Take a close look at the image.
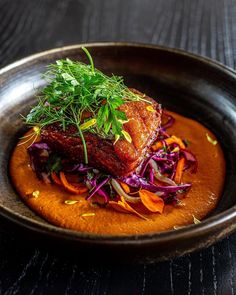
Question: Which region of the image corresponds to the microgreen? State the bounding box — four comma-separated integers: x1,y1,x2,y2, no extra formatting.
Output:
206,133,217,146
193,215,201,224
183,139,190,147
64,200,79,205
46,154,62,173
25,47,149,163
32,191,40,198
80,212,95,217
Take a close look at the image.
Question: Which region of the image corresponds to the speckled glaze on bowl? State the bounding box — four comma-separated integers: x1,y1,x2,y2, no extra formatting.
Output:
1,43,236,263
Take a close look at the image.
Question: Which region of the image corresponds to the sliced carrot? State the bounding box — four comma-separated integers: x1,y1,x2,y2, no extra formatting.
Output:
139,190,164,213
109,196,147,220
65,173,82,183
59,172,88,194
71,182,88,188
109,201,131,214
151,141,163,151
51,172,62,185
119,181,130,193
174,158,185,183
152,135,186,151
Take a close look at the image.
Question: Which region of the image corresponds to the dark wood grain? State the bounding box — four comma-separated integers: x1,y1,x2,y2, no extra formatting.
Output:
0,0,236,294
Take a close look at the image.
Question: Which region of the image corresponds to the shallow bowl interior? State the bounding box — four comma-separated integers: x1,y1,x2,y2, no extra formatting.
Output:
1,43,236,263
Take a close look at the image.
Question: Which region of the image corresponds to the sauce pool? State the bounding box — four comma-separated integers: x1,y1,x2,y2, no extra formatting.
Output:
10,111,225,235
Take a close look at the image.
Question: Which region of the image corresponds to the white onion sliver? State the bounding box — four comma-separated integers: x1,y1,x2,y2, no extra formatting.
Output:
155,191,165,197
85,180,92,190
42,172,51,184
111,179,140,203
149,159,177,186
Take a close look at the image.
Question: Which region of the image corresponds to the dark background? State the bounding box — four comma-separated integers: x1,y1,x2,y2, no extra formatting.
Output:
0,0,236,294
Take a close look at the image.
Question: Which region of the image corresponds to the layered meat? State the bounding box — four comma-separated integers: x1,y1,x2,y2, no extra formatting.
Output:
40,89,162,176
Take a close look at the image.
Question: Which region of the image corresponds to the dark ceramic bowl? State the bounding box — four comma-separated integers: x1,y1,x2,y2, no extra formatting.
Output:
1,43,236,263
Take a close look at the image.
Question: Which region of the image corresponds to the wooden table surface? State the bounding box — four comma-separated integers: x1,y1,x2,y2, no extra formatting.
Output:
0,0,236,294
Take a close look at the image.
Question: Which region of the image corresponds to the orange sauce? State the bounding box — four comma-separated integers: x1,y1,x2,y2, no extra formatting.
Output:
10,111,225,235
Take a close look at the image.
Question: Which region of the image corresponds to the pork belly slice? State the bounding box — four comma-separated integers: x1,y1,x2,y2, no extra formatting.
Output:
40,89,162,177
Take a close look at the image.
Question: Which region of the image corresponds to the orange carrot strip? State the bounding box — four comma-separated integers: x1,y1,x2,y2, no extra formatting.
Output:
109,196,147,220
152,135,186,151
139,190,164,213
59,172,88,194
151,141,162,151
51,172,62,185
109,201,132,214
174,158,185,183
119,181,130,193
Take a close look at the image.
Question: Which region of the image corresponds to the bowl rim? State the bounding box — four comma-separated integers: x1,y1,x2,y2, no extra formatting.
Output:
1,41,236,244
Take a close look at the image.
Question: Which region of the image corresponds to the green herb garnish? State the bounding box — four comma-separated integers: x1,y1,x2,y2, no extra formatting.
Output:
64,200,79,205
46,154,62,173
32,190,40,198
206,133,217,146
25,47,149,163
193,215,201,224
183,139,190,147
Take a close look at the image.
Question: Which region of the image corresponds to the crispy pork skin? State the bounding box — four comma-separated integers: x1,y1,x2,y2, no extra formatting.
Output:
40,89,162,176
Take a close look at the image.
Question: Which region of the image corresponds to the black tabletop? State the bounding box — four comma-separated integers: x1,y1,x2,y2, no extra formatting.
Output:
0,0,236,294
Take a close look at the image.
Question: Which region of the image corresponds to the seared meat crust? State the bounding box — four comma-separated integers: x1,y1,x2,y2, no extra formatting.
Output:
41,89,162,176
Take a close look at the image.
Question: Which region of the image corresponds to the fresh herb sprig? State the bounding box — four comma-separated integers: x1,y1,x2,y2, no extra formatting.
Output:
25,47,150,163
